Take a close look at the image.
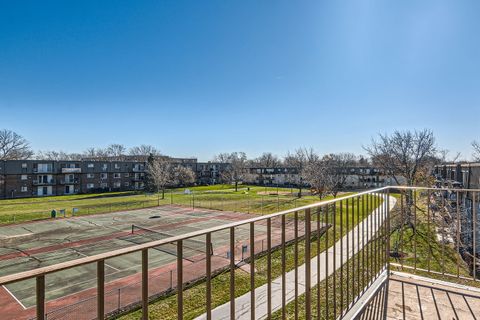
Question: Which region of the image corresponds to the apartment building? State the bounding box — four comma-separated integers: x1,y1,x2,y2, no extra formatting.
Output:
244,166,403,189
0,160,141,199
196,162,229,185
0,157,237,199
434,163,480,255
434,163,480,189
245,167,300,186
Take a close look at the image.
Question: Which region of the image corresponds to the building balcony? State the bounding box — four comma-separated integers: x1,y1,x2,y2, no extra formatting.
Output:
33,168,52,173
1,186,480,320
32,179,55,185
59,178,80,184
61,168,81,174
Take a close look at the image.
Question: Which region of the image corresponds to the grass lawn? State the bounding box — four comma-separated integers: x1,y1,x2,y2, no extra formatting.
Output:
0,191,160,224
116,194,384,320
0,184,343,224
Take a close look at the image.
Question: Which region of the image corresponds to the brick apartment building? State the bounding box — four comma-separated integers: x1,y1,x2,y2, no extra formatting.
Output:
0,158,227,199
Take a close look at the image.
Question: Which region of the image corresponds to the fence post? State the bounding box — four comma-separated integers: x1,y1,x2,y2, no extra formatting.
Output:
97,260,105,320
261,195,264,215
142,249,149,320
117,288,121,310
36,275,45,320
277,188,280,211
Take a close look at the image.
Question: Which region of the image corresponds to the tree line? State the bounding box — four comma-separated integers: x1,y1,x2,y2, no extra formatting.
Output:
1,128,479,199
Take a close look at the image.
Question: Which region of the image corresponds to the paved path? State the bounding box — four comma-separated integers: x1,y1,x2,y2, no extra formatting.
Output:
195,194,397,320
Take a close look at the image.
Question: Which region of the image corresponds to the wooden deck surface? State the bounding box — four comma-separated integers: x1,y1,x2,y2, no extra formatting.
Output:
359,273,480,320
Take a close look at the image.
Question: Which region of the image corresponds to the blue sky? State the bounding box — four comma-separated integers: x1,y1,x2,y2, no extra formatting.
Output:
0,1,479,161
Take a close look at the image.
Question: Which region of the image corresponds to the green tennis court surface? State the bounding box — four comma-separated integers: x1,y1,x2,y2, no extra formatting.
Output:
0,205,265,308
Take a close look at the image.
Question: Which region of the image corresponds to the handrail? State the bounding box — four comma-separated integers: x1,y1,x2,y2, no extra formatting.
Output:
0,186,389,286
394,185,480,192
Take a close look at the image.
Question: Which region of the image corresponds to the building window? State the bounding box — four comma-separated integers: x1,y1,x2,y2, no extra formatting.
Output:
21,175,28,180
115,163,120,169
88,163,94,168
100,182,108,188
102,164,108,171
87,183,95,189
21,186,28,192
100,173,108,179
124,173,129,178
37,163,52,173
124,182,130,187
113,173,121,179
22,163,27,168
87,173,95,179
114,182,121,188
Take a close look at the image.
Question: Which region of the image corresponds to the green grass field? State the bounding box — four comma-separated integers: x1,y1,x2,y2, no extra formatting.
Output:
0,184,336,224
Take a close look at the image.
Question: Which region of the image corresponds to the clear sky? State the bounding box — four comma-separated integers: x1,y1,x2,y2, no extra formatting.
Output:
0,1,479,161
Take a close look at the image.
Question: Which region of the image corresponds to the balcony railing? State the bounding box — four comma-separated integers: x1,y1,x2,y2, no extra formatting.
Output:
32,179,55,185
59,178,80,184
33,168,52,173
0,186,479,320
61,168,81,174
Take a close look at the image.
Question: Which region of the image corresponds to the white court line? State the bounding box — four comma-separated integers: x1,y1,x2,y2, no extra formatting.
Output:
2,285,27,310
73,250,121,272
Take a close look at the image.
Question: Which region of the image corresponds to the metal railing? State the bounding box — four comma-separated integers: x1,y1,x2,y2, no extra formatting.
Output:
59,178,80,184
33,179,56,185
389,186,480,283
1,186,479,320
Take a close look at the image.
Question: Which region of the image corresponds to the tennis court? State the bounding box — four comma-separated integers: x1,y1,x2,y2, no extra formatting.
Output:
0,204,319,320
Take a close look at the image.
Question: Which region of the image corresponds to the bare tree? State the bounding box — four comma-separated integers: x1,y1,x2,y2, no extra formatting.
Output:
82,147,110,160
365,129,436,232
284,148,319,197
0,129,33,160
473,141,480,161
83,147,98,158
106,144,127,159
252,152,281,168
302,159,330,199
146,157,172,200
172,166,196,187
215,152,248,191
36,150,82,160
129,145,161,156
438,149,462,163
438,149,450,163
364,129,436,187
323,152,357,197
